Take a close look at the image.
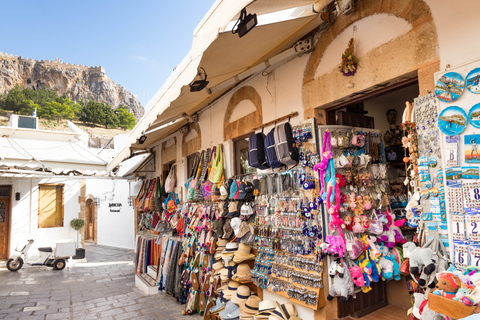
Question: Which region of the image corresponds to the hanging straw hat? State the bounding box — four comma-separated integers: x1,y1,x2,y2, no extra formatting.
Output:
222,280,240,300
231,285,251,305
255,300,276,317
232,263,252,282
239,295,262,316
233,243,255,263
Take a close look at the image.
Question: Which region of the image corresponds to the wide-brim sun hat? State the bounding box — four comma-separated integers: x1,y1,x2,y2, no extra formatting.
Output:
239,295,262,316
233,243,255,263
231,285,251,305
219,301,241,320
255,300,276,317
222,280,240,299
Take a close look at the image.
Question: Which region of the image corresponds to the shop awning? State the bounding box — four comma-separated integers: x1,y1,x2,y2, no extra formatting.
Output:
0,134,108,175
107,0,322,172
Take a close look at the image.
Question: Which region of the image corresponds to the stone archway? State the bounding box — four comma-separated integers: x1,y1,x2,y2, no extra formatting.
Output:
302,0,440,122
224,86,263,141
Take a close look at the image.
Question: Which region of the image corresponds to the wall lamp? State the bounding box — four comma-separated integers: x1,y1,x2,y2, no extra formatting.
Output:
189,67,209,92
138,135,147,144
232,8,257,38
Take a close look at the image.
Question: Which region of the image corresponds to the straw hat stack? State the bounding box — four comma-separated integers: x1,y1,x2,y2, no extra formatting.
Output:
233,243,255,263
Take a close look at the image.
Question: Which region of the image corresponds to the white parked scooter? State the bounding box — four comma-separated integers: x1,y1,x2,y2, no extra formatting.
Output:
6,239,76,271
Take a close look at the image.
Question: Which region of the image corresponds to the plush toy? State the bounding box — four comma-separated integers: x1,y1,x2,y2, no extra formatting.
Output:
464,272,480,305
380,210,405,248
384,253,401,281
412,293,446,320
362,235,380,260
357,252,372,293
324,235,345,258
315,130,333,197
348,265,365,287
378,256,394,281
434,272,461,299
327,260,355,303
403,242,436,277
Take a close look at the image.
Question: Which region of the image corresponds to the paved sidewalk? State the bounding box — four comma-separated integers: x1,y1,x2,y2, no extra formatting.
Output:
0,243,199,320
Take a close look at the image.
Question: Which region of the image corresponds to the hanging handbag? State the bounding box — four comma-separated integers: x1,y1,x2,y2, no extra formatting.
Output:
164,164,176,193
154,177,163,211
345,231,364,260
208,144,224,183
399,258,410,275
201,148,215,200
195,149,211,201
148,179,157,211
368,210,384,235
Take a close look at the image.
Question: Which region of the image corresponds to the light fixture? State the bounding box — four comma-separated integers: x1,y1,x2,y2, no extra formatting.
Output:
93,197,100,207
189,67,209,92
232,8,257,38
138,135,147,144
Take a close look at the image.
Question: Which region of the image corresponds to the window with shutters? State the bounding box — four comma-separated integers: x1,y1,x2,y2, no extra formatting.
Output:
38,184,64,228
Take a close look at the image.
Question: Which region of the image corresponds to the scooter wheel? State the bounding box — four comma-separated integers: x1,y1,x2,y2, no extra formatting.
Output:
6,258,23,272
53,259,66,271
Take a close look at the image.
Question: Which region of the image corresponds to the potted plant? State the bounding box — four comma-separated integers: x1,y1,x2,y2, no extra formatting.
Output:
70,218,85,247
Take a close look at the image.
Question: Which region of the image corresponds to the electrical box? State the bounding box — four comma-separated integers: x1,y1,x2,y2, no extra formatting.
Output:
55,240,76,257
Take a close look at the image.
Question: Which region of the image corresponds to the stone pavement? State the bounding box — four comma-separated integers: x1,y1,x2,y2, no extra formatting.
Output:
0,243,201,320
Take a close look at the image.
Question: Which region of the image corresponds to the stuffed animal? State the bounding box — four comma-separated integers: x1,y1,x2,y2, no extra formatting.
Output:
348,265,365,287
327,260,355,303
378,256,394,281
412,293,446,320
357,252,372,293
434,272,461,299
402,242,436,276
362,235,380,260
324,235,345,258
384,253,401,281
464,272,480,305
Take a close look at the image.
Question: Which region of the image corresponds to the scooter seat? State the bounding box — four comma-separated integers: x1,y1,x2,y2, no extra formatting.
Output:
38,247,52,252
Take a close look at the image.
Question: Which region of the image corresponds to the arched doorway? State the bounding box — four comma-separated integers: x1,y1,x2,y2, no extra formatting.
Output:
86,199,96,241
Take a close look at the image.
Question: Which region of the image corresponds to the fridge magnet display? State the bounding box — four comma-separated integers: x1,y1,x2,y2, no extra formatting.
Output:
435,72,465,103
445,167,462,181
466,208,480,241
465,67,480,94
438,106,467,135
462,166,479,179
463,181,480,208
468,102,480,128
464,134,480,163
445,136,459,167
453,240,469,269
452,215,466,240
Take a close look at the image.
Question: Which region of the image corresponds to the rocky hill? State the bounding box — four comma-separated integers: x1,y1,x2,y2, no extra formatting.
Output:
0,52,144,119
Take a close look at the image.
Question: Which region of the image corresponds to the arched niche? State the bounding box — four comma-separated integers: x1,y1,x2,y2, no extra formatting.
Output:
224,86,263,141
302,0,440,122
182,123,201,157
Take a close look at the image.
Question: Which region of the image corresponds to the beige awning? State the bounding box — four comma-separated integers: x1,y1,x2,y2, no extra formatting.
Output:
107,0,322,172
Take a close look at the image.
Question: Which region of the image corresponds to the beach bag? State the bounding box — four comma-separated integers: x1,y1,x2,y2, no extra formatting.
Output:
274,122,298,166
248,131,269,169
164,164,176,193
195,149,211,201
368,211,384,235
148,179,157,211
154,177,163,211
208,145,224,183
345,231,364,260
265,127,283,168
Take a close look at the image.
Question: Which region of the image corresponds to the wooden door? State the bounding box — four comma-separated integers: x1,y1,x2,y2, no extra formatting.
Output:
86,199,95,241
0,186,11,260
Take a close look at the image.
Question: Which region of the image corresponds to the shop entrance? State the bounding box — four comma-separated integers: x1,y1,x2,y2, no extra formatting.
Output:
0,186,11,260
86,198,96,241
322,79,419,318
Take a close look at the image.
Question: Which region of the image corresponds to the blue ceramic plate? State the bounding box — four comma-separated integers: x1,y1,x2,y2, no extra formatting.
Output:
435,72,465,103
469,102,480,128
466,68,480,94
438,106,467,135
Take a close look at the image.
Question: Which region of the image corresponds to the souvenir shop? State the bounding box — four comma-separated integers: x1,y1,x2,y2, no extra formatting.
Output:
132,64,480,320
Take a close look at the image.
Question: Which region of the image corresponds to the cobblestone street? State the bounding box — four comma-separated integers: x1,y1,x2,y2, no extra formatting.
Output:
0,244,196,320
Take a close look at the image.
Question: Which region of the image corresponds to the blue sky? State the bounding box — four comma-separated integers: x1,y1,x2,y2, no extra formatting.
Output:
0,0,216,108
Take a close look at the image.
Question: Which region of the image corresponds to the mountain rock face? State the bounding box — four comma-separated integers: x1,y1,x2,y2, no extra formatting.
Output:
0,52,144,119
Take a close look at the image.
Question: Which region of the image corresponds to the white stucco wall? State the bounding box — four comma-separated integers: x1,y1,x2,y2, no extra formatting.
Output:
4,177,80,254
86,179,135,250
